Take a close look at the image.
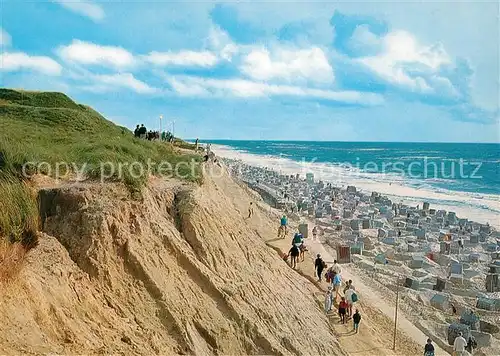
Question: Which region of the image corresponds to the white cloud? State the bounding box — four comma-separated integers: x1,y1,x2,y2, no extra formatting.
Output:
0,52,62,75
0,28,11,47
207,26,240,62
166,75,383,106
87,73,158,94
53,0,105,22
356,30,452,93
144,50,218,67
58,40,135,68
347,25,382,56
240,47,334,85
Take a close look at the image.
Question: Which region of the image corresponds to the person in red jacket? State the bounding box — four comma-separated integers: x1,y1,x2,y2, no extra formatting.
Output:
338,297,348,324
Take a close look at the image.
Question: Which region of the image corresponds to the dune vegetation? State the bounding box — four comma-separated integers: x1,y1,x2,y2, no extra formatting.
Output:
0,88,201,251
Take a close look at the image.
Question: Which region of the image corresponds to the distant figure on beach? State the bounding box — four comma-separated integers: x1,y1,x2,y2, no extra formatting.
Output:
289,244,300,269
332,259,341,275
332,272,342,301
292,232,303,248
352,309,361,333
344,279,355,293
195,138,199,151
247,202,254,219
134,124,140,137
315,254,325,282
299,243,307,262
453,332,467,356
138,124,147,139
338,297,348,324
278,215,288,238
344,285,357,317
424,338,435,356
324,286,333,313
466,335,477,354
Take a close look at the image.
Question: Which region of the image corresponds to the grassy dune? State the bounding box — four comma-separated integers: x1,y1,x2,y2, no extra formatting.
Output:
0,88,201,247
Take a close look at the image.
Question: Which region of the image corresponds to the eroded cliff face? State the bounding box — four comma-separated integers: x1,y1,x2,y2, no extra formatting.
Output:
0,169,344,355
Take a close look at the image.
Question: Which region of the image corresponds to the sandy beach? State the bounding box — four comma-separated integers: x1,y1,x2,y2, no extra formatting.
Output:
216,152,500,356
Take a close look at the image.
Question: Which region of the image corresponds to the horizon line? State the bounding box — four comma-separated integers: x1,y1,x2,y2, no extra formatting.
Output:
184,139,500,145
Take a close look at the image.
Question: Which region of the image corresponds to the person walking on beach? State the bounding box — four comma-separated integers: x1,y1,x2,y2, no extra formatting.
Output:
292,232,303,248
424,338,435,356
315,254,325,282
324,286,334,313
332,259,341,275
344,285,357,317
352,309,361,333
338,297,348,324
343,279,355,294
466,335,477,354
195,138,199,151
453,332,467,356
289,244,300,269
247,202,254,219
332,272,342,302
279,215,288,238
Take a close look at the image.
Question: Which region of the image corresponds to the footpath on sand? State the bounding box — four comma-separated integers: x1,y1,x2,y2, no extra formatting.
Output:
208,165,447,355
265,235,449,356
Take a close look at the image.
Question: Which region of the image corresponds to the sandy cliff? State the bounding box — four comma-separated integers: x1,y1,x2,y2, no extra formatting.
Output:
0,166,344,355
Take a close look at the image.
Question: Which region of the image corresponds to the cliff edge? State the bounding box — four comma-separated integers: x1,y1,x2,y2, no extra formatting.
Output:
0,166,344,355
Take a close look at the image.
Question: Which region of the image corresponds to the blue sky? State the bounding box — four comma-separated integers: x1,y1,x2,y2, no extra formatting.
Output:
1,0,499,142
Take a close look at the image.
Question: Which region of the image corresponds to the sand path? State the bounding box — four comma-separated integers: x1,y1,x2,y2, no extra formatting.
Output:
309,238,449,355
211,166,449,355
266,234,424,356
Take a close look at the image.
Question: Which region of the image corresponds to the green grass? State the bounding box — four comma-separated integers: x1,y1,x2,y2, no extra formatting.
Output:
0,88,202,186
0,88,202,244
0,178,38,246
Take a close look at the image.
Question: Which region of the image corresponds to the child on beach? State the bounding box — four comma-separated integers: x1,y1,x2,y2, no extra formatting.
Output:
324,286,333,313
352,309,361,333
424,338,435,356
338,297,348,324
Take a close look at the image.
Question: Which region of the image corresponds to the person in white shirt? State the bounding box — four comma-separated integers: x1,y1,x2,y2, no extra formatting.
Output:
453,332,467,356
332,260,341,275
344,286,356,317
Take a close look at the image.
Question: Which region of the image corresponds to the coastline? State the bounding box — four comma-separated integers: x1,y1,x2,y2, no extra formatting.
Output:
212,144,500,229
215,152,500,355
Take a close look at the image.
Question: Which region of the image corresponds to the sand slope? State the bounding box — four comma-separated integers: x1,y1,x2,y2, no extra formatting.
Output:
0,168,344,355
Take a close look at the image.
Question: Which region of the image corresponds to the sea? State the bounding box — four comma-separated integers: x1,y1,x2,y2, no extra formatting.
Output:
204,140,500,228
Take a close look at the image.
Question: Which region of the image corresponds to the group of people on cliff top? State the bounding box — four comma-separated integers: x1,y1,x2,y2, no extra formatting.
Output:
133,124,174,142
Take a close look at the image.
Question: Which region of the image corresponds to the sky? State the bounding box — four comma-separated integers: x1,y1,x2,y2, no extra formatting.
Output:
1,0,499,142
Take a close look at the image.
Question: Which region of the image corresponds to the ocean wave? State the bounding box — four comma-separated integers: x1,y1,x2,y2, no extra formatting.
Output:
354,148,387,151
